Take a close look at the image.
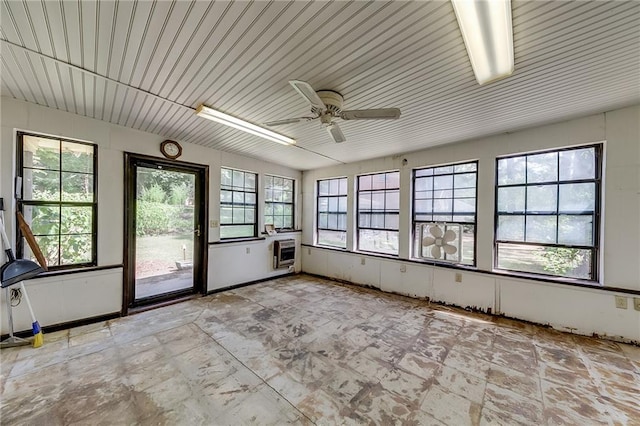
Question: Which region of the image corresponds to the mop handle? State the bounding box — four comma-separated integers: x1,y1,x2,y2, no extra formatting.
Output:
19,282,38,323
0,210,12,255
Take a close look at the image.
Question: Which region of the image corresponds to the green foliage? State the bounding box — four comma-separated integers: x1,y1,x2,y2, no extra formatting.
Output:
136,202,193,236
536,247,585,275
140,184,166,203
169,183,189,205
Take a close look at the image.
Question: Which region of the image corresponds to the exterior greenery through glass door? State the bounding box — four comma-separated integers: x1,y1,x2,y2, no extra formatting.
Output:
220,168,257,239
495,145,601,280
17,132,97,269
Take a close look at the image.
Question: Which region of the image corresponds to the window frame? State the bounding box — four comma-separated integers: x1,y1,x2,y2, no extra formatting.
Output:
411,161,478,266
493,144,602,281
16,131,98,270
356,171,400,256
220,167,258,239
264,175,295,231
316,177,348,249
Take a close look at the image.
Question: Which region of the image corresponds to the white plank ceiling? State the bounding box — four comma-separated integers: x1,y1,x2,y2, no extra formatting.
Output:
1,0,639,170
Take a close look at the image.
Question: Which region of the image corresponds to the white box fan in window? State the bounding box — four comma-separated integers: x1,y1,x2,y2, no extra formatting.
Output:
419,223,462,263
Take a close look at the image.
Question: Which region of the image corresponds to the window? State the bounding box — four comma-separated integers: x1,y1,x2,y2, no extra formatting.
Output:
413,162,477,265
220,168,257,239
495,145,601,280
357,171,399,255
264,175,294,230
17,132,97,269
316,177,347,248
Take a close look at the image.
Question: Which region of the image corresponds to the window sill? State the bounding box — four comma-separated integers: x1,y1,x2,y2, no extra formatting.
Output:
209,237,266,245
27,264,123,280
490,268,601,287
260,229,302,236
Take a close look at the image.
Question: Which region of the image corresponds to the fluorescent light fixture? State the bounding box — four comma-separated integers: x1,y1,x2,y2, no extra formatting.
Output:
195,104,296,146
451,0,514,85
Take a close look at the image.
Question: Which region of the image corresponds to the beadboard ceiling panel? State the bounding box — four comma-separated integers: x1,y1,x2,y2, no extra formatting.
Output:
1,0,639,170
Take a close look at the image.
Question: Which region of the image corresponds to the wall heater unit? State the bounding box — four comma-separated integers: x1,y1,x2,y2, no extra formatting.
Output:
274,239,295,269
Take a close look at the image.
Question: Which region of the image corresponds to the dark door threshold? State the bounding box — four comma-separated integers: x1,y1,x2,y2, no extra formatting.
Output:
126,293,202,316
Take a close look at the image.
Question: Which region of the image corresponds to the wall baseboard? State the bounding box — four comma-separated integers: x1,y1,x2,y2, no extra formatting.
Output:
1,311,121,341
207,272,298,295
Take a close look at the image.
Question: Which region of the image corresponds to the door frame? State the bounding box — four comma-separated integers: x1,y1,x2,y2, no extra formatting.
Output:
123,152,209,315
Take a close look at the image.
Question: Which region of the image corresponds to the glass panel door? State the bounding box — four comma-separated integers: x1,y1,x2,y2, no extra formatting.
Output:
124,153,208,311
134,166,196,300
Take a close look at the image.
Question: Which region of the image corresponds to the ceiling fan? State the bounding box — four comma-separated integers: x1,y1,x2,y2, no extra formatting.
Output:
265,80,401,143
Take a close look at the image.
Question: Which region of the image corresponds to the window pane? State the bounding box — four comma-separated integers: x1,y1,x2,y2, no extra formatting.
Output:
371,192,385,210
220,207,232,223
385,214,399,229
359,193,371,210
558,215,593,246
273,177,283,189
283,204,292,216
283,216,292,228
245,208,255,223
319,180,329,196
338,196,347,212
385,191,399,209
233,207,245,223
283,191,293,203
415,177,432,192
559,183,595,213
454,163,477,173
434,189,453,199
61,206,92,234
318,197,328,212
359,229,398,255
359,213,371,228
60,234,92,264
386,172,399,188
62,142,93,173
337,214,347,230
497,215,524,241
245,173,256,190
371,214,385,229
433,214,453,222
220,225,254,239
434,166,453,175
454,173,476,189
31,235,59,266
454,188,475,198
497,243,592,279
61,172,94,202
559,148,595,181
415,168,433,177
527,152,558,183
415,200,432,214
273,216,284,228
498,157,525,185
232,170,244,189
220,190,232,203
454,198,475,214
283,178,293,191
329,179,339,195
221,169,233,187
245,192,256,205
434,175,453,190
24,169,60,201
527,185,557,213
233,192,244,204
23,205,59,235
497,187,525,212
525,216,556,243
328,197,338,211
264,175,273,188
339,178,348,195
328,214,338,229
318,213,328,228
318,230,346,248
23,135,60,170
433,198,452,213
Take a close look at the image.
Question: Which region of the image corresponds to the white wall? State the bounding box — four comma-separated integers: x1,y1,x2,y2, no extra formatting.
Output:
1,97,301,333
301,105,640,343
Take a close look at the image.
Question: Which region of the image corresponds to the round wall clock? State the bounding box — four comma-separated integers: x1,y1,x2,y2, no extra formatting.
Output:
160,140,182,159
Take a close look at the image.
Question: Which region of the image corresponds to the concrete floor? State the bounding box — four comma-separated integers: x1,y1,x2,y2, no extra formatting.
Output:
1,274,639,425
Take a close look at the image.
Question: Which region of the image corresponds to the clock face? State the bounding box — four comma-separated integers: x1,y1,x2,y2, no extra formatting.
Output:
161,140,182,159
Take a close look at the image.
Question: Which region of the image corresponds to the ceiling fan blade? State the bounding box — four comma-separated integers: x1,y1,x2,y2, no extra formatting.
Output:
289,80,326,110
265,117,314,126
340,108,401,121
326,123,346,143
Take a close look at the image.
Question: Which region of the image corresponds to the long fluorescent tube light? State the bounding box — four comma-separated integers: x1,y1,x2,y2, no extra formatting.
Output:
451,0,514,85
195,104,296,146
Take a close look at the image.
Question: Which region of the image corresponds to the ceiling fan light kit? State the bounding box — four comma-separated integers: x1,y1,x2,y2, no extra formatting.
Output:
451,0,514,85
265,80,401,144
195,104,296,146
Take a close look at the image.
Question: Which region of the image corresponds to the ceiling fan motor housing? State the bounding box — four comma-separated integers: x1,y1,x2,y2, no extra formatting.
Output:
316,90,344,115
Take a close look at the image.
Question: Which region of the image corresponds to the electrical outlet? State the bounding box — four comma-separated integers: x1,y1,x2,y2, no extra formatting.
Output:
615,296,627,309
634,298,640,311
209,220,218,228
455,273,462,283
360,258,366,265
246,247,250,254
400,264,407,273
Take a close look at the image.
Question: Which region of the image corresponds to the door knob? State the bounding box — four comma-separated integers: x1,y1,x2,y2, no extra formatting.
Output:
194,226,201,237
